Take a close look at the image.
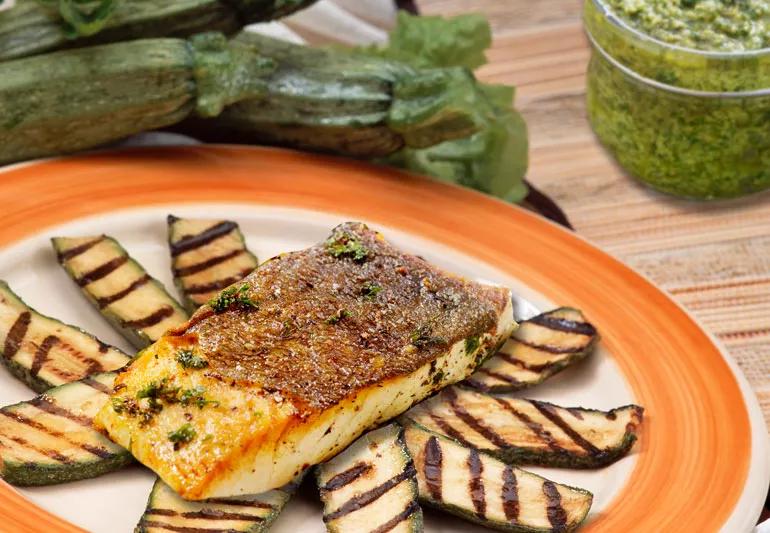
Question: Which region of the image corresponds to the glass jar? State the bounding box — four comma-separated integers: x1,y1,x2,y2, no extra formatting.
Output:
584,0,770,199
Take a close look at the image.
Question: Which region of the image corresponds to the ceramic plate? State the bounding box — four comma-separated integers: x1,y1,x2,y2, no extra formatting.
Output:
0,146,766,533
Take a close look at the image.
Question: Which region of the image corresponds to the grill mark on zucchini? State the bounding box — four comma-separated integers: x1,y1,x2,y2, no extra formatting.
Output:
423,435,443,501
146,508,265,521
497,352,556,372
528,314,596,336
4,434,71,463
30,335,58,378
28,396,94,427
0,410,112,459
0,282,131,391
530,400,601,456
502,465,519,522
174,249,244,277
139,521,235,533
75,256,129,287
184,272,253,295
320,461,373,492
468,369,522,388
428,413,474,448
317,423,422,532
137,477,297,533
543,481,568,531
82,376,113,395
121,307,175,329
444,387,510,449
406,388,643,469
404,421,593,532
53,235,189,349
170,221,238,256
4,311,30,359
464,307,599,393
0,373,133,486
370,500,421,533
323,465,416,521
467,448,486,519
168,217,260,312
493,397,563,452
513,340,577,355
95,274,151,308
56,237,103,261
203,499,274,509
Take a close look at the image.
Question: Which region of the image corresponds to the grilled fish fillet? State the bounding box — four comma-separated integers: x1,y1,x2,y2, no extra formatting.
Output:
95,222,515,499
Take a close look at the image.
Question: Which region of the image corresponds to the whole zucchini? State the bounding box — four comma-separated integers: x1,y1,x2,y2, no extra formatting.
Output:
0,0,319,62
175,32,484,157
0,32,486,164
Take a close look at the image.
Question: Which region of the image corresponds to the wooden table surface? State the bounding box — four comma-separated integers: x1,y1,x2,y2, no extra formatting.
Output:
418,0,770,432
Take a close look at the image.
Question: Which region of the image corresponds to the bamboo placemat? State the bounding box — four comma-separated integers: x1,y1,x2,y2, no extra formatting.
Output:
417,0,770,432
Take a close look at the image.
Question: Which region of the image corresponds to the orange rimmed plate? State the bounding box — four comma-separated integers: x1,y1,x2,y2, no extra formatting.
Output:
0,146,766,533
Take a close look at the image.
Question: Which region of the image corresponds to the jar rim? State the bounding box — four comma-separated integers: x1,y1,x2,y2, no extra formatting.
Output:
589,0,770,59
588,32,770,97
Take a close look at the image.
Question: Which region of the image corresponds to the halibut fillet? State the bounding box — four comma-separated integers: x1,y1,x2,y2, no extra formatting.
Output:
95,222,515,499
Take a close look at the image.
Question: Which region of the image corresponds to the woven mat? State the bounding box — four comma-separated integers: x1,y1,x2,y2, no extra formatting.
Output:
416,0,770,433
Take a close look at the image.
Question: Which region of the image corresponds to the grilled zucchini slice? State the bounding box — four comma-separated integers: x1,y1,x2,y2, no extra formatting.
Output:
167,215,259,312
52,235,189,349
405,387,643,469
136,477,298,533
465,308,598,393
317,423,423,533
0,372,132,486
402,421,592,533
0,281,130,392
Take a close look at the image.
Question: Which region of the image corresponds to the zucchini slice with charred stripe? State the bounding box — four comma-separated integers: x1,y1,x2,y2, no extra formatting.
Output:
402,421,592,533
167,215,259,312
52,235,189,349
0,281,130,392
405,387,642,469
0,372,132,486
465,308,598,393
136,477,298,533
316,423,423,533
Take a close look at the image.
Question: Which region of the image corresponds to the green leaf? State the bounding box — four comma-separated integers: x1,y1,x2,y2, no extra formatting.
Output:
355,11,529,203
358,11,492,70
386,81,529,203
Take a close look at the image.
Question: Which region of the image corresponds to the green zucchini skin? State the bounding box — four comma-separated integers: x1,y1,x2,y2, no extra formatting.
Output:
0,30,275,164
404,387,643,469
167,215,259,313
0,38,196,165
316,423,423,533
174,32,483,158
0,372,133,486
135,476,298,533
464,308,599,393
402,420,593,533
52,235,189,349
0,280,131,393
0,0,319,62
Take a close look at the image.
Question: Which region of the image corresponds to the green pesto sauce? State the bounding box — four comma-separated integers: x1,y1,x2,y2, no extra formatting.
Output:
586,49,770,198
605,0,770,51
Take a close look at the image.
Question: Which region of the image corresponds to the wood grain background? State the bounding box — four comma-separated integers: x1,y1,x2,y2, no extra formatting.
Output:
418,0,770,431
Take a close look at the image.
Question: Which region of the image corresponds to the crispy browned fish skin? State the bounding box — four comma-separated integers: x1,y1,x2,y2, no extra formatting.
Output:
97,222,514,498
183,222,510,412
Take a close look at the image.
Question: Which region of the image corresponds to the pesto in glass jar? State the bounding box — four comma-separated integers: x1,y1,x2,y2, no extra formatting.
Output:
606,0,770,52
584,0,770,199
